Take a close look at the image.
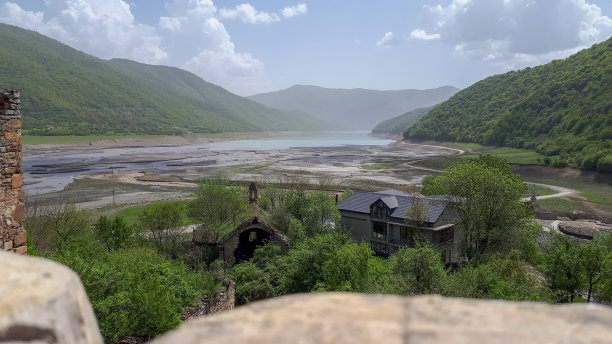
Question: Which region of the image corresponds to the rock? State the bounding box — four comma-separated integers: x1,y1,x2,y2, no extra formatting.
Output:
0,251,103,343
152,293,612,344
10,174,23,189
12,230,26,246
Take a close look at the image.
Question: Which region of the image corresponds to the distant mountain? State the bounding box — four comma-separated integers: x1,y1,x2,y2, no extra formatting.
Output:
371,107,431,135
405,37,612,172
0,24,322,136
248,85,459,130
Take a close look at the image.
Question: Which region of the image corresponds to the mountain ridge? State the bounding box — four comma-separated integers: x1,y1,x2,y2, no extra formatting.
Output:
249,85,459,130
0,23,323,136
404,37,612,172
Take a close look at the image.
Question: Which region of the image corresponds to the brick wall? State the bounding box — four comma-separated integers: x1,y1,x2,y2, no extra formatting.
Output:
1,89,26,254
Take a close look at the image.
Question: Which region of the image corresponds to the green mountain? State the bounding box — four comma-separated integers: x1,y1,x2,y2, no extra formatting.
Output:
248,85,459,130
0,24,322,136
371,107,431,135
405,38,612,172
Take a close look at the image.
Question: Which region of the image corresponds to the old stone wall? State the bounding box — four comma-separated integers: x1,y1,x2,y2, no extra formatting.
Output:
0,89,26,254
3,250,612,344
182,279,235,320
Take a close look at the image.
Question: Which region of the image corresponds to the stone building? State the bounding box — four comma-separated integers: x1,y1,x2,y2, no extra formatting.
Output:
338,189,460,263
193,183,289,265
0,89,26,254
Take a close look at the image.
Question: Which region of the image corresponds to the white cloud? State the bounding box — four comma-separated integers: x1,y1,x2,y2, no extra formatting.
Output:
282,3,307,18
219,3,307,24
409,29,440,41
376,32,401,48
412,0,612,67
0,0,307,94
219,3,279,24
1,0,167,64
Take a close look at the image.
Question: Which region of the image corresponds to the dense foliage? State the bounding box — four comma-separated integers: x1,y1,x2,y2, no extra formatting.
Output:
405,37,612,171
0,24,322,136
422,155,531,261
371,107,430,134
228,159,612,307
26,205,217,343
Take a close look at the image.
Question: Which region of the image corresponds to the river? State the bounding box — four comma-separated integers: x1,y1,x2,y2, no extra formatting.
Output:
24,131,395,195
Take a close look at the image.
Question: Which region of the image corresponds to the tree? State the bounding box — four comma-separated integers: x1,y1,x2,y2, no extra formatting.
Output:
580,243,608,302
138,201,185,257
52,247,216,342
231,261,276,304
94,215,134,251
318,242,393,293
390,245,446,295
188,177,248,227
545,236,583,302
25,202,91,253
422,155,529,261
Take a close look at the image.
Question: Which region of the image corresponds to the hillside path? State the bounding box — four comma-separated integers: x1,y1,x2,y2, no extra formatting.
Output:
404,162,578,201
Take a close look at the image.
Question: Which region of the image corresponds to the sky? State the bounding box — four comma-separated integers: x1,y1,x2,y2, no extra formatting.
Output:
1,0,611,96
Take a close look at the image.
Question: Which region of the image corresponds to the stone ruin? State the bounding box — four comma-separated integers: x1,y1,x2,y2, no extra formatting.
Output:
0,89,26,254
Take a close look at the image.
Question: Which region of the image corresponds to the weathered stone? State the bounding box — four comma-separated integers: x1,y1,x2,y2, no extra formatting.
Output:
13,230,26,246
13,203,25,222
152,294,612,344
3,240,12,251
13,245,27,254
0,251,103,343
4,132,19,141
11,174,23,189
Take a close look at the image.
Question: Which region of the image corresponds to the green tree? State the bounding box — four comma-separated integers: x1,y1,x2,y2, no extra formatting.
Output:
231,261,276,304
443,252,548,301
188,177,248,227
545,236,584,302
423,155,529,261
94,215,134,251
51,247,216,342
317,242,393,293
390,245,446,295
138,201,185,257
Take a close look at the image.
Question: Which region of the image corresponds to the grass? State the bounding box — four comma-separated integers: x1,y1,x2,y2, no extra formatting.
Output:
23,134,166,145
482,147,546,165
524,185,557,197
536,198,587,212
522,174,612,213
113,200,198,226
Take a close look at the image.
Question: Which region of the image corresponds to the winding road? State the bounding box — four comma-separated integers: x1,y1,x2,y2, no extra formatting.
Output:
403,161,578,201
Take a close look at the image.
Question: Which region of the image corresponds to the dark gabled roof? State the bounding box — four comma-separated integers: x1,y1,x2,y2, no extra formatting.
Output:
338,190,448,224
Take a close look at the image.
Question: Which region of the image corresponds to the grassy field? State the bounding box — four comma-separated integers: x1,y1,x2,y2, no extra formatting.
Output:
412,144,547,171
23,134,167,145
113,199,198,226
405,141,612,215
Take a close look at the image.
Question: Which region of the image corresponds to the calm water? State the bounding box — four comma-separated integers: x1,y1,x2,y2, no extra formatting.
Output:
24,131,393,195
205,131,393,150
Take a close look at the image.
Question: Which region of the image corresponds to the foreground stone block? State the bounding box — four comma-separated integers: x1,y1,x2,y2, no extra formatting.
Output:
0,251,103,343
153,293,612,344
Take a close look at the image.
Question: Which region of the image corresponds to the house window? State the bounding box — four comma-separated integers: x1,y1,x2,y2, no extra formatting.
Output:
371,202,387,219
249,231,257,242
372,221,386,240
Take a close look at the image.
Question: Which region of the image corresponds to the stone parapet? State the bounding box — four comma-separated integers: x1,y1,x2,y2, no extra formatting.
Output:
0,89,26,254
0,251,103,343
153,293,612,344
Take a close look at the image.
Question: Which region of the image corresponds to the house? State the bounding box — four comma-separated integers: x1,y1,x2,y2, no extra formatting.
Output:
192,182,289,265
337,189,461,264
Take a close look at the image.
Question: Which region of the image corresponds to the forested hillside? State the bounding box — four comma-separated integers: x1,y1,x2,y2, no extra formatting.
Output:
0,24,322,135
404,37,612,172
249,85,458,130
371,107,430,135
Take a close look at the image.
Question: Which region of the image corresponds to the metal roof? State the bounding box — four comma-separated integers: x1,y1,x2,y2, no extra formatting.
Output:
338,190,448,224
